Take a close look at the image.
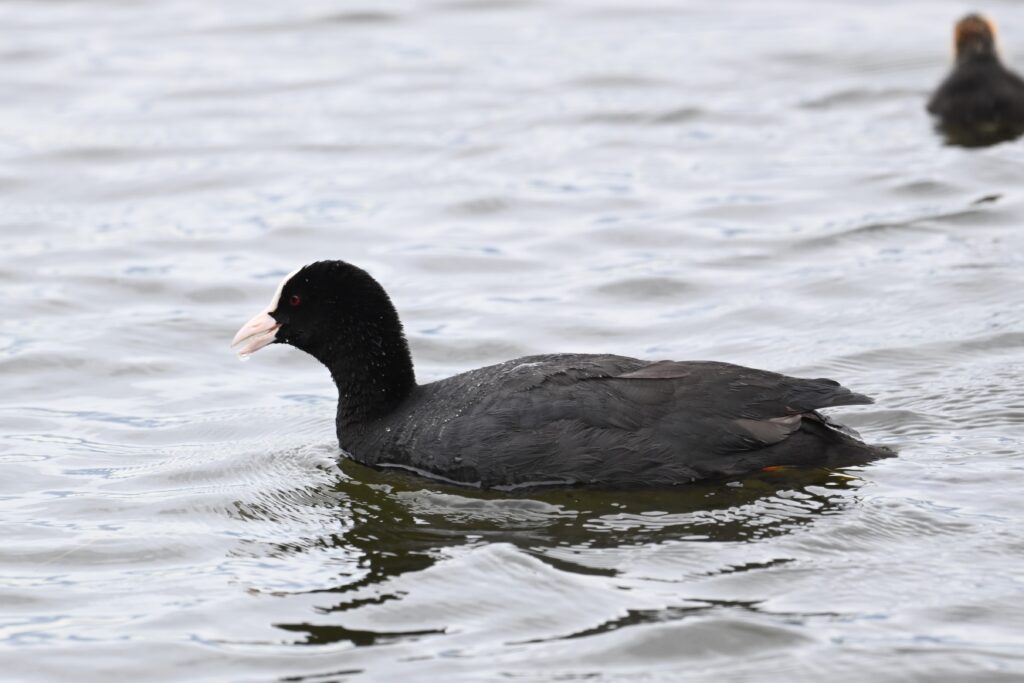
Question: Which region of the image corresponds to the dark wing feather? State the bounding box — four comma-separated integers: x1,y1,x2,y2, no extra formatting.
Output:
615,360,873,413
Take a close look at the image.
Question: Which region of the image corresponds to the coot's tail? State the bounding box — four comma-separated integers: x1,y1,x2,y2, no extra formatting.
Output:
803,413,895,468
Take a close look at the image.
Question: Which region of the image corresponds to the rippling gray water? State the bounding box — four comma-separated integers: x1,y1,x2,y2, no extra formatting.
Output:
2,0,1023,681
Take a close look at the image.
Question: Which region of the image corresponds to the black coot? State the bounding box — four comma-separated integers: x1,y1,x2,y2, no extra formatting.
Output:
928,14,1024,146
232,261,891,489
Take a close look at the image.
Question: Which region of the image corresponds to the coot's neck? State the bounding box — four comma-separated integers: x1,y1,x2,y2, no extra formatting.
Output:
321,318,416,428
956,45,1000,67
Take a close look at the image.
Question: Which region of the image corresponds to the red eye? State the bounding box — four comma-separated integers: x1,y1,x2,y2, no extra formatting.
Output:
289,294,302,306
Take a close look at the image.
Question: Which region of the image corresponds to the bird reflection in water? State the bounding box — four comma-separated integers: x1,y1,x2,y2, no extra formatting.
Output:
227,458,868,649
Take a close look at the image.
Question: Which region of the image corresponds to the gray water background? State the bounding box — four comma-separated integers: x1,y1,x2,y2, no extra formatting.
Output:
1,0,1023,681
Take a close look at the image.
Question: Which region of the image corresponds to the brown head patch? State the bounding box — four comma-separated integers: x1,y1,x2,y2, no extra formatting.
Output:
955,14,997,58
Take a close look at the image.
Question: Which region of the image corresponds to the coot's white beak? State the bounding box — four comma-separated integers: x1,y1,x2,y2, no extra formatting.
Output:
232,267,301,359
231,308,280,358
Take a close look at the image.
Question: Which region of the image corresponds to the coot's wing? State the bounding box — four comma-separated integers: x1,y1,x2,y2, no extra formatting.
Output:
993,66,1024,119
607,360,873,452
616,360,872,413
927,62,1024,123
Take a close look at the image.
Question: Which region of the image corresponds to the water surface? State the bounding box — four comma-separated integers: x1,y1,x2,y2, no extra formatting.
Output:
2,0,1023,681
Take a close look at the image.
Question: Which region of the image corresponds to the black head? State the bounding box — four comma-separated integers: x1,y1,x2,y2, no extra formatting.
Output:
232,260,416,422
268,261,400,357
954,14,998,62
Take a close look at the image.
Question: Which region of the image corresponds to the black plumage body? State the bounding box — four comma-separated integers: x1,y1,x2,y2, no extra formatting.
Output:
341,354,889,489
234,261,891,490
928,57,1024,135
